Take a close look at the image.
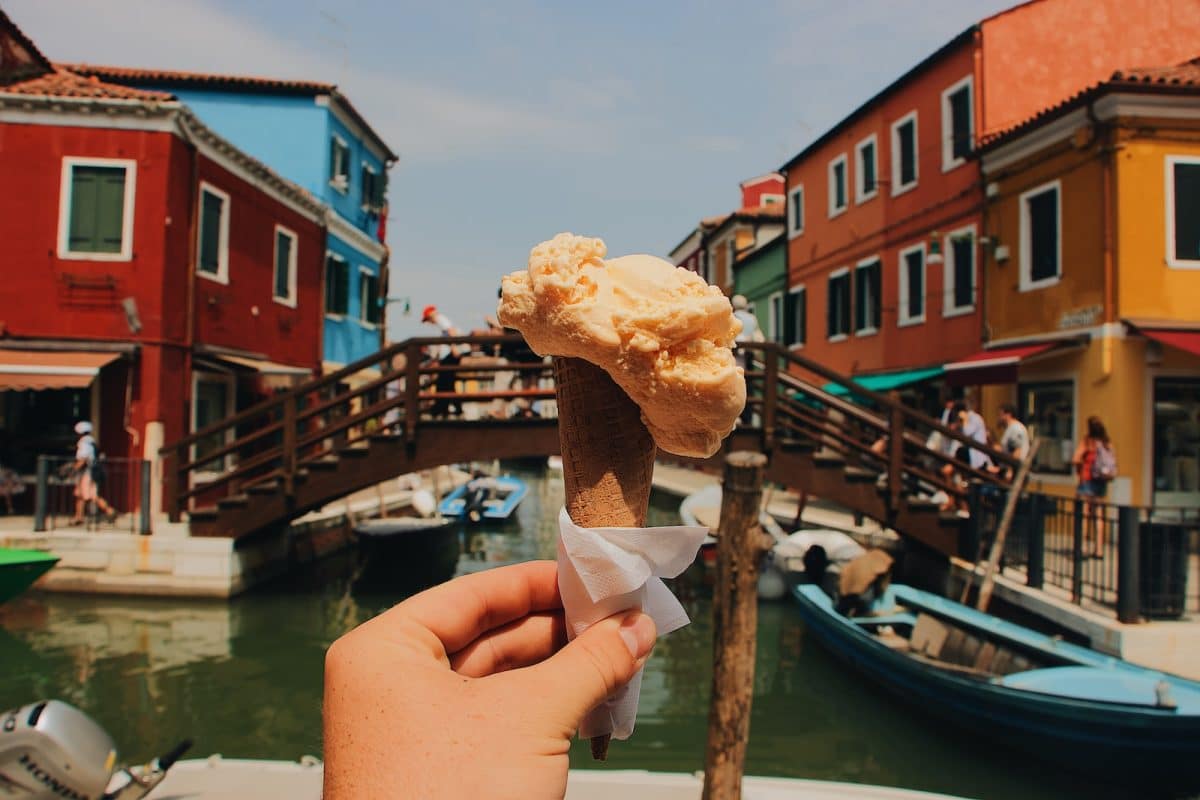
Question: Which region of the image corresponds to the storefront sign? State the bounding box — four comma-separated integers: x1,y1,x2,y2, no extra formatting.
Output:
1057,305,1102,330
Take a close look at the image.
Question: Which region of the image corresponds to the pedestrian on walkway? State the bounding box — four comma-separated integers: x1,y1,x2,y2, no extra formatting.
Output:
70,421,116,525
996,402,1031,478
421,305,468,418
1073,416,1117,556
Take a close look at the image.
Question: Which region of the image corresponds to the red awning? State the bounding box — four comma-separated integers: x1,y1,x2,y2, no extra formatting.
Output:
0,350,121,391
1142,329,1200,358
944,342,1076,386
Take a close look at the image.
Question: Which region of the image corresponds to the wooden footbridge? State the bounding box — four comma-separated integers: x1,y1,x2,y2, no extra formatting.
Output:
160,335,1018,556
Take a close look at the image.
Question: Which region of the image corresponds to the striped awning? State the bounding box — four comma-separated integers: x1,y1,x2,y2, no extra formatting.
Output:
0,351,121,391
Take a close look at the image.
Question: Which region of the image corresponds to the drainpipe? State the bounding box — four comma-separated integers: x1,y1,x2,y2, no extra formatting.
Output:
1087,101,1115,380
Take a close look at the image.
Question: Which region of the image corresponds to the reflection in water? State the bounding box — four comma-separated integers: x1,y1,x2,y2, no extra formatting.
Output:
0,463,1136,799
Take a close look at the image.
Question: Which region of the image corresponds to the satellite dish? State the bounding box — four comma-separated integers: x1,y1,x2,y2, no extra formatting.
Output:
121,297,142,334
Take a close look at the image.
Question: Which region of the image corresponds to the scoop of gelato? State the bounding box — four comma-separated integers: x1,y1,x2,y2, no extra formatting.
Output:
497,232,745,458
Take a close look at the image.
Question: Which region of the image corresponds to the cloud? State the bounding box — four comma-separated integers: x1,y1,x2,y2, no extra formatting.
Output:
5,0,612,161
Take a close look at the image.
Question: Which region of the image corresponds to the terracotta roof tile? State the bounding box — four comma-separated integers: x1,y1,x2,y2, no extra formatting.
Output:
1,68,174,101
1111,57,1200,87
59,63,334,95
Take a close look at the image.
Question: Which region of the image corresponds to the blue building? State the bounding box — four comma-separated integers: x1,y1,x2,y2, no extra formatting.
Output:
68,65,398,370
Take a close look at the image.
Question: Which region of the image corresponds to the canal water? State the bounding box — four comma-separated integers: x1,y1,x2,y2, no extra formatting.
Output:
0,464,1141,800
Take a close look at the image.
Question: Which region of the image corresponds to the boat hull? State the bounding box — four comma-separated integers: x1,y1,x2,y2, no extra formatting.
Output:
0,548,59,604
353,519,459,593
791,584,1200,792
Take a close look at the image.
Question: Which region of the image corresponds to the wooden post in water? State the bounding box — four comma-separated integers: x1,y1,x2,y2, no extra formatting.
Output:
702,451,772,800
975,439,1041,613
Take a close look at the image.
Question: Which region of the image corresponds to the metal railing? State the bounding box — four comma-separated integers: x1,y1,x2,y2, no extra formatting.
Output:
966,487,1200,622
33,455,151,534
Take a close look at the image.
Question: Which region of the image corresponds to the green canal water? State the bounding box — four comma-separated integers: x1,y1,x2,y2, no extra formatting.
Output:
0,464,1140,799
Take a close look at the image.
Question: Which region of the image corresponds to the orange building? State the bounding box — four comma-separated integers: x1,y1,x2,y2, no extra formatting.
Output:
780,0,1200,408
972,60,1200,507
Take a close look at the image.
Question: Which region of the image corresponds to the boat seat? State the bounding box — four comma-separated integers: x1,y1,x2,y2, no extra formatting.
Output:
850,611,918,630
911,613,950,659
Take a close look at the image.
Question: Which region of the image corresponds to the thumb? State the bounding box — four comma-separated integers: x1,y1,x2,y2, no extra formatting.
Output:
521,610,656,726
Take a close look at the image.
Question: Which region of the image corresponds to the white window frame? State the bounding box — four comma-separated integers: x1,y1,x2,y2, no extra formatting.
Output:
272,224,299,308
195,181,231,284
1019,179,1062,292
854,256,880,337
828,153,848,218
827,267,851,343
1165,155,1200,269
942,223,977,317
941,75,974,173
57,156,137,262
766,290,784,344
788,284,806,350
898,242,927,327
330,135,350,194
358,265,379,329
855,134,878,204
324,251,348,319
190,370,236,477
890,111,919,197
787,184,805,239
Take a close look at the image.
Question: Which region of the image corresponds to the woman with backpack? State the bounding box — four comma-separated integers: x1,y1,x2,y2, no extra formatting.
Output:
1072,416,1117,556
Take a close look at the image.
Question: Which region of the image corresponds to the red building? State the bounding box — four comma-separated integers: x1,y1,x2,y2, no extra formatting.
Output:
0,13,324,507
780,0,1200,407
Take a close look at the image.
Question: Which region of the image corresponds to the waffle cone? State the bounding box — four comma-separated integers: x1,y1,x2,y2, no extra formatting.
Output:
553,356,657,760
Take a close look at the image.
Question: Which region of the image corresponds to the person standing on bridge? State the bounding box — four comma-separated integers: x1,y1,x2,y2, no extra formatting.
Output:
422,305,469,418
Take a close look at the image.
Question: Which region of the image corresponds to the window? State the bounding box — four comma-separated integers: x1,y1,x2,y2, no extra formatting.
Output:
898,244,925,325
768,291,784,344
1153,377,1200,504
760,193,784,206
58,157,136,260
943,225,976,316
787,185,805,238
854,258,881,335
786,286,806,348
1018,380,1075,475
359,267,381,326
273,225,298,306
196,183,230,283
827,270,851,340
941,76,973,171
361,162,386,212
828,154,848,217
325,253,350,316
855,135,878,203
891,112,918,196
192,372,235,472
330,136,350,191
1166,156,1200,268
1020,180,1061,290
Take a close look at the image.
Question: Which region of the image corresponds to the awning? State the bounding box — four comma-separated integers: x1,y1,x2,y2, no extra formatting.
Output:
0,350,121,391
213,353,313,377
945,341,1078,385
1141,329,1200,358
823,366,945,397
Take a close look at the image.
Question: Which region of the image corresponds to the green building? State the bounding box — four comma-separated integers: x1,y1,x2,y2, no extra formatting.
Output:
732,233,798,346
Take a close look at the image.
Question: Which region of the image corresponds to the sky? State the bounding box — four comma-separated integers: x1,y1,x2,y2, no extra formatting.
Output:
9,0,1016,342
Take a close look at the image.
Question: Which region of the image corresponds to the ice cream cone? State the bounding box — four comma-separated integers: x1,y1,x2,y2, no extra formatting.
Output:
553,356,657,760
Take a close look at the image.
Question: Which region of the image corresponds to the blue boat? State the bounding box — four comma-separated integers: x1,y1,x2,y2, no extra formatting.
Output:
791,581,1200,793
438,475,528,523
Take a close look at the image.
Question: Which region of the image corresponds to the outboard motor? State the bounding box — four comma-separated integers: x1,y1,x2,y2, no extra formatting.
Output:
0,700,188,799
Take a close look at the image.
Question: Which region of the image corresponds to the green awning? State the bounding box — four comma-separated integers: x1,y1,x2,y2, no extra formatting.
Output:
822,366,944,397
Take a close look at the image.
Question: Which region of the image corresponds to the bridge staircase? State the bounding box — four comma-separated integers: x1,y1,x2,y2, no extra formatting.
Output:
160,336,1017,555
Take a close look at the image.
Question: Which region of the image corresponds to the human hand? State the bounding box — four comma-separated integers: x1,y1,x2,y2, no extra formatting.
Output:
323,560,657,799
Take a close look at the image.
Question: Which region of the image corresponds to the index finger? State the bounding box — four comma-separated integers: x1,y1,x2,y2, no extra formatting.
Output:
391,560,562,654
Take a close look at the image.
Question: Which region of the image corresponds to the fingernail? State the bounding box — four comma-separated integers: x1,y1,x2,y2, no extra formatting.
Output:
618,612,655,660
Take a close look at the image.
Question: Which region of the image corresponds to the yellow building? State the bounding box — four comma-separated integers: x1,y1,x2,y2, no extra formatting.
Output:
957,60,1200,508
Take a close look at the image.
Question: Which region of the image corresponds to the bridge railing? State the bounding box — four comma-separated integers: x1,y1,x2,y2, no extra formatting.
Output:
739,342,1019,519
161,335,1018,527
160,335,555,521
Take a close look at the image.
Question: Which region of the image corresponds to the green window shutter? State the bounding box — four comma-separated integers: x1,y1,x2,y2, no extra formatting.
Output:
337,261,350,314
1173,163,1200,261
373,170,387,208
69,165,128,254
362,273,380,324
951,88,972,160
198,191,223,275
325,256,339,313
275,231,293,300
325,256,349,315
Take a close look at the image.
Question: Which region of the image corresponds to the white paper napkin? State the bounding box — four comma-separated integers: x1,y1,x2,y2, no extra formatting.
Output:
556,506,709,741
